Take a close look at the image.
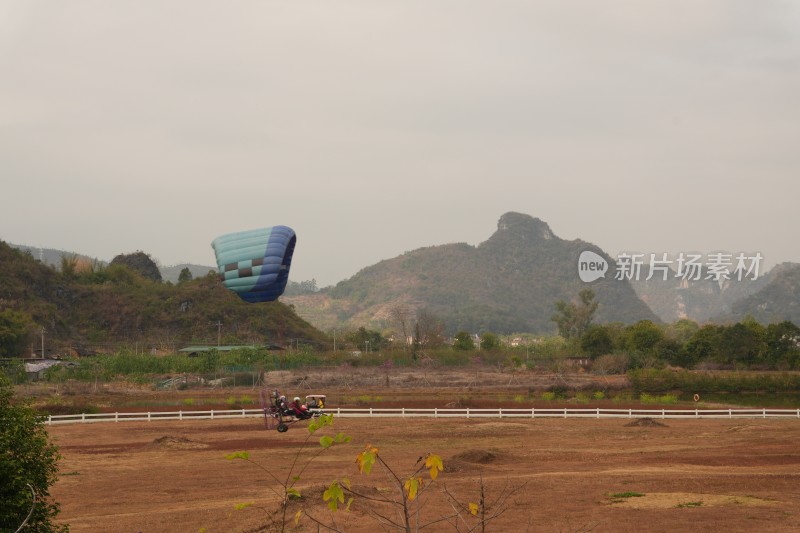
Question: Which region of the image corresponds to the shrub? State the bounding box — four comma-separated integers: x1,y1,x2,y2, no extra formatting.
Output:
0,374,68,532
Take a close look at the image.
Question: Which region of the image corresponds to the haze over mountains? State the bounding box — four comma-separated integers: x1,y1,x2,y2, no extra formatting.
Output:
9,212,800,334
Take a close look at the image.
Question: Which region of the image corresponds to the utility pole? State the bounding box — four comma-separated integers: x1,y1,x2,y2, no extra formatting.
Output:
214,321,222,346
40,327,45,359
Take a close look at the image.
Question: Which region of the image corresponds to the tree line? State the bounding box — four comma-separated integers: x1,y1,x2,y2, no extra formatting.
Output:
553,289,800,371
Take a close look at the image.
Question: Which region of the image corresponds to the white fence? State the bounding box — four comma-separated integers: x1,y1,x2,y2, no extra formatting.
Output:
45,407,800,425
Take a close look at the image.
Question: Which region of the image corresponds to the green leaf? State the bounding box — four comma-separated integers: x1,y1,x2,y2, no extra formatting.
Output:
233,502,253,510
323,481,345,511
356,445,378,475
334,432,352,444
287,488,302,499
320,435,334,449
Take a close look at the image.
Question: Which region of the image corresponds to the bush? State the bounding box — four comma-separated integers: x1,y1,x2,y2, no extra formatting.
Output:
0,374,67,532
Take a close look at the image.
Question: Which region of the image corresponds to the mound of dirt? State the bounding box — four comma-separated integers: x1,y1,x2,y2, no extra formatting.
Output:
625,418,668,428
148,436,209,450
452,449,497,464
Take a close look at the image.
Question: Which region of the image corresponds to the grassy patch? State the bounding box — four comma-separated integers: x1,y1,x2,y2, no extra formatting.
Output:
639,393,678,405
611,492,645,499
676,501,703,508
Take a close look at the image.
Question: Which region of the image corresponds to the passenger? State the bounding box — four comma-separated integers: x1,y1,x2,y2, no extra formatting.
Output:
292,397,310,418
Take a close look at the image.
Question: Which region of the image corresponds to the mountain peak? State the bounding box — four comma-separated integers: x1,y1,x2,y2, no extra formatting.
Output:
494,212,557,242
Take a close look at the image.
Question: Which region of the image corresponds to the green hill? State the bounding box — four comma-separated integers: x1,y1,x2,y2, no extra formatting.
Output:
0,241,328,356
285,212,659,334
714,263,800,324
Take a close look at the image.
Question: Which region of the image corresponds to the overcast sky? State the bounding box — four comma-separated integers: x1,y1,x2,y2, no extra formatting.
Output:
2,1,798,287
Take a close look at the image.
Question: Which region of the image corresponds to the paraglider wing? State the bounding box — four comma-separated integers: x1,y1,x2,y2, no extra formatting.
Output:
211,226,296,302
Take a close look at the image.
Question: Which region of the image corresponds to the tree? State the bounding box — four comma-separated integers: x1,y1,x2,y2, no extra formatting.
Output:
453,331,475,351
666,319,699,344
0,374,67,532
625,320,664,354
479,332,501,351
177,267,193,284
345,327,386,353
0,309,34,358
388,305,414,350
717,322,765,367
551,289,598,339
414,308,445,349
227,414,351,532
764,321,800,369
684,325,723,366
580,325,613,359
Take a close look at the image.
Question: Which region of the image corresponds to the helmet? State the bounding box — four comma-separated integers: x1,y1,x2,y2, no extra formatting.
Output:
279,395,286,401
294,397,301,402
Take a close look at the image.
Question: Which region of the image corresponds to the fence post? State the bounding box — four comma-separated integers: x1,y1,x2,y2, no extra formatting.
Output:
211,410,214,420
48,414,52,425
370,407,373,417
242,409,245,418
729,409,732,419
434,408,438,419
695,409,698,419
466,407,470,419
402,407,405,418
563,408,567,419
148,412,151,422
763,408,766,419
499,408,502,419
597,408,600,419
531,408,535,419
179,411,183,421
628,408,632,418
115,412,119,423
662,409,665,420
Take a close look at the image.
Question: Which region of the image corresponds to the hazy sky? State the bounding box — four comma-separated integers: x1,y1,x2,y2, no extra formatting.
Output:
2,1,799,287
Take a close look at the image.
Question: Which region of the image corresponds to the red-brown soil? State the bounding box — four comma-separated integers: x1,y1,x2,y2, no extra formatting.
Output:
48,412,800,532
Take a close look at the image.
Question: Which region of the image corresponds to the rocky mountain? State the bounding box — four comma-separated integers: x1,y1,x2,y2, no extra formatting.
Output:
713,263,800,324
283,212,659,334
630,262,770,323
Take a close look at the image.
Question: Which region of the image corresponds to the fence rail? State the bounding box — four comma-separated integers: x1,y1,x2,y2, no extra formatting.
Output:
45,407,800,425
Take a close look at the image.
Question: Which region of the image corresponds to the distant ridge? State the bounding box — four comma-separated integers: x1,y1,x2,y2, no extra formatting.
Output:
713,263,800,324
284,212,659,334
8,243,215,284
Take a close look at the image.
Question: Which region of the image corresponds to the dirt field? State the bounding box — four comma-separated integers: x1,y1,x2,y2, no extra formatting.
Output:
48,411,800,532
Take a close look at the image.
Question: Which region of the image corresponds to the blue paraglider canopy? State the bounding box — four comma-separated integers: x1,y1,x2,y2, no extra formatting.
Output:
211,226,296,302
